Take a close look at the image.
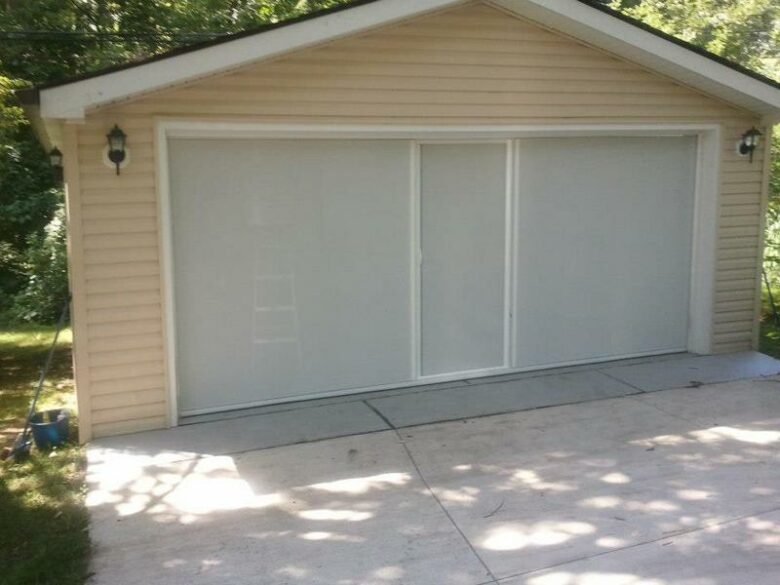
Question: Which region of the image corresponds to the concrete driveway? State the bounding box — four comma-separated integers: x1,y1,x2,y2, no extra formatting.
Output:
86,353,780,584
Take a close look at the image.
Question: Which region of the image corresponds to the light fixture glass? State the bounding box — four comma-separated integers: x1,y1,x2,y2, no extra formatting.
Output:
48,146,63,168
106,124,127,174
739,126,762,162
48,147,63,182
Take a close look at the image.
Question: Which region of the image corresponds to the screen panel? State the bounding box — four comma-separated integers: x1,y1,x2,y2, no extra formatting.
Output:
420,142,508,376
169,138,413,413
513,136,697,368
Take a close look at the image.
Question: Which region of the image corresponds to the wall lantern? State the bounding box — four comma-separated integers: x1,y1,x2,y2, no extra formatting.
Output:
738,126,762,163
106,124,127,175
48,146,63,182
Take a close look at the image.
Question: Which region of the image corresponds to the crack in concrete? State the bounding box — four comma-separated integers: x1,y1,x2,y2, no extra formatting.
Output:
393,428,500,585
104,376,758,466
596,367,647,393
492,504,780,583
624,392,709,427
362,399,397,430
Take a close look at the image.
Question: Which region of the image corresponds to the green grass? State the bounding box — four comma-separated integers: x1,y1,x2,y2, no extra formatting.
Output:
0,325,90,585
760,283,780,359
760,319,780,359
0,326,76,447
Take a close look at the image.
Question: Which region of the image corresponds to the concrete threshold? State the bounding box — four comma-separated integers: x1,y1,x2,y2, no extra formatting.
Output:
91,352,780,458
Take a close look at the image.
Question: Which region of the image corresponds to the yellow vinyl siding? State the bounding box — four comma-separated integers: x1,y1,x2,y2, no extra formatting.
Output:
68,113,166,440
66,1,769,439
716,125,769,353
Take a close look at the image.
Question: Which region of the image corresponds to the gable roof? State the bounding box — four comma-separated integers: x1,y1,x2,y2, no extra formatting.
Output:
20,0,780,122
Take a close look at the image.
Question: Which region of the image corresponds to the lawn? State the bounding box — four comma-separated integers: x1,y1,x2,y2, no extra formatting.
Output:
0,326,90,585
0,326,76,447
759,285,780,360
760,319,780,359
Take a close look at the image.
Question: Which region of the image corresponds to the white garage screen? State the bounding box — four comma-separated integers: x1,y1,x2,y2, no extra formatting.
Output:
169,139,414,413
168,135,697,415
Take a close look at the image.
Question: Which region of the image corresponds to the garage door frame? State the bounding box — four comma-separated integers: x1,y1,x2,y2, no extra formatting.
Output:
156,120,721,425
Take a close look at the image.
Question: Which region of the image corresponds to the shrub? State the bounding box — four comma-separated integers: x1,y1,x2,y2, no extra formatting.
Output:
8,201,69,323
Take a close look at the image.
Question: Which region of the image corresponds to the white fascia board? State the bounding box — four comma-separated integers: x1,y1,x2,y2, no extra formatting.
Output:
492,0,780,118
39,0,465,120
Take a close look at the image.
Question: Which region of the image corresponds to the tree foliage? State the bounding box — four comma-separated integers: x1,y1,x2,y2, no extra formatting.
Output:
0,0,350,323
610,0,780,80
762,133,780,272
0,0,350,87
8,204,69,322
609,1,779,289
0,76,59,318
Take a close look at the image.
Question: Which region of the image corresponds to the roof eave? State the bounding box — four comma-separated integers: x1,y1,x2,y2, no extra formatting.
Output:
38,0,466,120
19,103,62,151
15,87,40,106
34,0,780,122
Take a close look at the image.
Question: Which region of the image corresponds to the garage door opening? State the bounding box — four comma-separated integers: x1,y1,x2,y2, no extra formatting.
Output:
166,132,702,417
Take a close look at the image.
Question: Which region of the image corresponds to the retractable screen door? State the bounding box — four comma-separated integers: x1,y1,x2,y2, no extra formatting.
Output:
169,138,414,414
420,142,508,376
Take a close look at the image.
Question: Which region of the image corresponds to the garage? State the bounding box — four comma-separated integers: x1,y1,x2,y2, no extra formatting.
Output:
25,0,778,439
168,134,697,416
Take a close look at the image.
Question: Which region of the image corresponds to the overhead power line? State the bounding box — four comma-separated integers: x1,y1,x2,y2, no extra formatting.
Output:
0,30,225,41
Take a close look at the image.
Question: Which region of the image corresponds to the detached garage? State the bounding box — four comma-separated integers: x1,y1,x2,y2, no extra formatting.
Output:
22,0,780,440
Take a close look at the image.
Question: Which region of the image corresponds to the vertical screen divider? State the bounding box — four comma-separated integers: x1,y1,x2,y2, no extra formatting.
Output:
511,139,521,370
411,140,422,381
504,139,514,369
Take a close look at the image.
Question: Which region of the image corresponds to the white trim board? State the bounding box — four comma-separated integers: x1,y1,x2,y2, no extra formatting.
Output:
38,0,779,121
161,121,720,139
156,120,720,425
155,125,178,427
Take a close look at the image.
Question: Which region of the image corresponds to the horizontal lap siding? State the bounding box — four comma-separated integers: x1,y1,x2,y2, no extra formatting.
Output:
72,115,167,439
116,6,744,122
714,126,768,353
75,1,766,439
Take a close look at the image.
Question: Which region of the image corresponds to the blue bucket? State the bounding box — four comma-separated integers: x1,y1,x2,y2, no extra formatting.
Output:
30,409,70,450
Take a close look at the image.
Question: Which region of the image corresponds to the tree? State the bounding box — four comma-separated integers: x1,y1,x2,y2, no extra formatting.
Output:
0,0,352,87
610,0,780,80
0,0,351,323
608,1,779,292
762,132,780,278
0,76,59,317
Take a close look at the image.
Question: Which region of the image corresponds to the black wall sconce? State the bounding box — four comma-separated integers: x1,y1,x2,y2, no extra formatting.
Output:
738,126,762,163
48,146,63,183
106,124,127,175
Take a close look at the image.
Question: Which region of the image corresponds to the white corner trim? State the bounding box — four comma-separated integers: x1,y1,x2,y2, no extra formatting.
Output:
687,127,721,354
39,0,465,119
490,0,780,116
155,122,178,427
